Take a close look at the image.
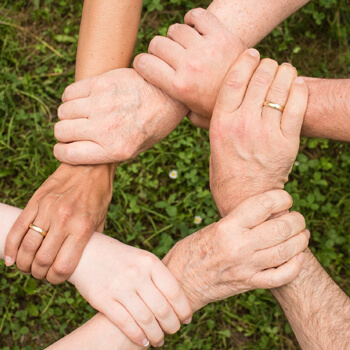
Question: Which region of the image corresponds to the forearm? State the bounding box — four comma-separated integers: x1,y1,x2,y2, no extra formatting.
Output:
46,313,143,350
207,0,309,47
272,248,350,349
0,204,142,349
76,0,142,80
302,78,350,141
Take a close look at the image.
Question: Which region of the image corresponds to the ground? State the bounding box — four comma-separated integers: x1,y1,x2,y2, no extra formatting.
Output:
0,0,349,349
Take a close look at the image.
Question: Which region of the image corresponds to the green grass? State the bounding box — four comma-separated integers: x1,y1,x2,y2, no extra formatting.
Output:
0,0,350,349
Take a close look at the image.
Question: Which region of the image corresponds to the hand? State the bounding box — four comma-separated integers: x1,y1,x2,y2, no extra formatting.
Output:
54,68,188,165
163,190,309,311
5,163,114,284
69,233,193,348
209,50,308,216
133,8,246,129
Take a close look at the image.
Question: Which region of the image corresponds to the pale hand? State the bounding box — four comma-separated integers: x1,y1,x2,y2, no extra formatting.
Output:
69,233,192,348
134,8,246,129
54,68,188,165
163,190,309,311
209,50,308,216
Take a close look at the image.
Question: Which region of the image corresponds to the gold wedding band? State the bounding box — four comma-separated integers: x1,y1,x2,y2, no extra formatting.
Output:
29,224,47,238
263,101,285,112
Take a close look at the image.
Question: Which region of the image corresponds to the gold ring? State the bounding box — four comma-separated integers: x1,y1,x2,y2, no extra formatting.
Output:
263,101,285,112
29,224,47,238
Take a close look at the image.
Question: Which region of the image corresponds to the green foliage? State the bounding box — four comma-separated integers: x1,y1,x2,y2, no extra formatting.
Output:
0,0,350,349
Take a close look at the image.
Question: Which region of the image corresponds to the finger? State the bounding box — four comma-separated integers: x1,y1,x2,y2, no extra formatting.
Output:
57,98,91,120
250,211,306,250
262,63,297,130
53,141,114,165
16,218,49,273
148,35,186,69
252,253,305,289
133,53,176,97
184,8,224,36
138,282,181,335
4,202,38,266
212,48,260,117
151,263,192,325
54,119,93,143
243,58,279,120
228,190,293,229
281,77,308,139
31,225,66,280
46,231,90,284
100,300,150,347
255,229,309,269
167,23,203,48
187,112,210,129
118,293,164,347
62,78,92,102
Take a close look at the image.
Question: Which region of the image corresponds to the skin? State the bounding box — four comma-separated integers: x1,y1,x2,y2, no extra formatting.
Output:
134,9,350,142
0,191,308,349
207,43,350,349
53,1,309,165
4,0,143,283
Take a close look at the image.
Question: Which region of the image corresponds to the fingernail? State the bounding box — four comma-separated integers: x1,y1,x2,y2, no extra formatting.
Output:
295,77,305,85
247,48,259,57
191,8,204,17
297,253,305,264
157,340,164,347
143,339,150,347
5,256,13,266
282,62,293,66
183,317,192,324
305,229,311,239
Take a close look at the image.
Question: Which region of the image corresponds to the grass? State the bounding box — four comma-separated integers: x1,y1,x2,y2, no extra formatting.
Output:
0,0,350,349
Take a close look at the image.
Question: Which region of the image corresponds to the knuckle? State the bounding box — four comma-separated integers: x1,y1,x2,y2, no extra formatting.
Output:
269,83,287,97
277,242,289,262
275,220,290,238
125,265,141,279
256,193,274,210
75,217,94,237
224,71,244,89
171,78,190,94
57,205,74,222
139,312,154,325
12,218,30,235
167,286,183,301
52,261,73,278
35,252,54,267
185,59,204,73
156,303,172,319
253,71,272,87
21,236,39,252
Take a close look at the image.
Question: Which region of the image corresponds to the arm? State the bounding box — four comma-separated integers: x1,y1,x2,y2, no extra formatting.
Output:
134,5,350,140
301,78,350,142
5,0,143,282
208,51,350,348
75,0,142,79
0,187,308,349
53,0,310,164
207,0,309,47
272,249,350,349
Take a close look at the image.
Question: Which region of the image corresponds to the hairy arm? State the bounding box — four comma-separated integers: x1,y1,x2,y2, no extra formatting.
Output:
301,78,350,141
207,0,309,46
272,249,350,349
